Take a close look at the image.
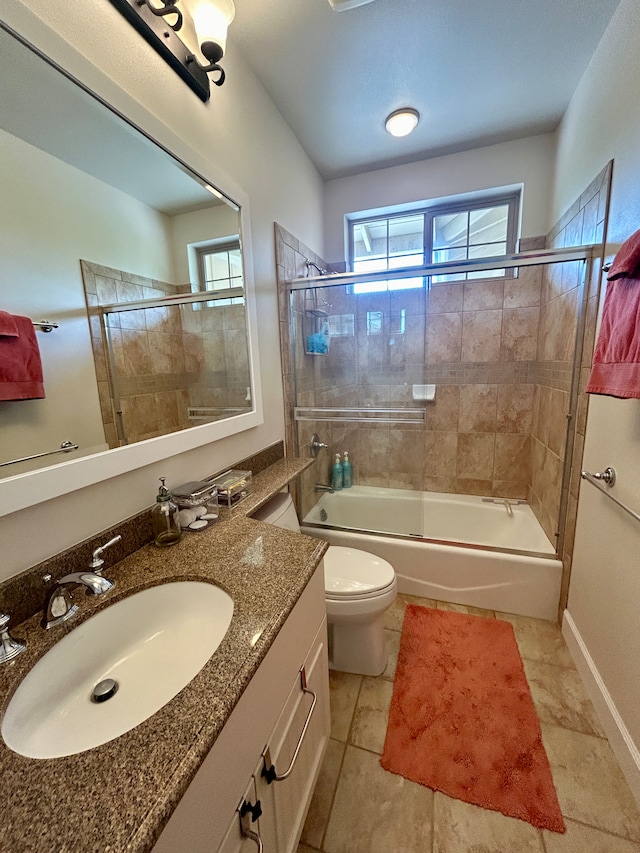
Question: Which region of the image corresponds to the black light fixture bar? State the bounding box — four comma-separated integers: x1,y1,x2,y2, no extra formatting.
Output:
108,0,211,102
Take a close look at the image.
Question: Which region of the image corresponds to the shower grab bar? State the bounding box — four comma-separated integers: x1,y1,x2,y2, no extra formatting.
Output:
0,440,78,469
294,406,426,425
581,468,640,525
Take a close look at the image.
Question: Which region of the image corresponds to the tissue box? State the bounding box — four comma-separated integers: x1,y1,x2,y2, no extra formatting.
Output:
210,469,252,507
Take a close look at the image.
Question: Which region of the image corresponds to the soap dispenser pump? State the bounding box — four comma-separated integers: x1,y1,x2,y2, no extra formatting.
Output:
342,451,352,488
152,477,182,547
332,453,343,491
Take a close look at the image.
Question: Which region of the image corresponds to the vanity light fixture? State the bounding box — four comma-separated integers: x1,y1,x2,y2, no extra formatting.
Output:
385,108,420,138
108,0,235,102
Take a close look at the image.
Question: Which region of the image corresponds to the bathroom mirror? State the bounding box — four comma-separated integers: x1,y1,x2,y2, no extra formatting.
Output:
0,23,262,517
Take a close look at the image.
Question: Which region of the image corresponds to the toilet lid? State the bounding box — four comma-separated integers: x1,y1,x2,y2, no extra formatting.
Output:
324,546,395,598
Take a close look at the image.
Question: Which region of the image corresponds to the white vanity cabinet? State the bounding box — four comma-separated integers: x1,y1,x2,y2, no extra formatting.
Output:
152,563,329,853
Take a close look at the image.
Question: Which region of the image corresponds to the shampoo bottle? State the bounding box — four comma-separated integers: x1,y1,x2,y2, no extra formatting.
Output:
342,451,352,488
151,477,182,547
332,453,343,491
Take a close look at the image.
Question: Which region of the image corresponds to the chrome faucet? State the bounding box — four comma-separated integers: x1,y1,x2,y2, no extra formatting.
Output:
0,614,26,663
314,484,334,493
310,433,328,458
42,534,121,629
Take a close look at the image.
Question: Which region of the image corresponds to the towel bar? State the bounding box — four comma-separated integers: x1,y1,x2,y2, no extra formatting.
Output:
581,468,640,525
31,320,58,332
0,440,78,469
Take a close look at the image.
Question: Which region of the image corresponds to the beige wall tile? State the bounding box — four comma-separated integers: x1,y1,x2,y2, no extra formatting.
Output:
504,266,542,308
424,475,457,493
547,388,569,458
424,431,458,479
501,307,539,361
427,313,462,363
494,434,531,482
497,384,534,433
492,480,528,499
463,279,504,311
459,384,498,432
455,477,493,496
461,310,502,362
425,385,460,431
457,433,495,479
429,283,463,313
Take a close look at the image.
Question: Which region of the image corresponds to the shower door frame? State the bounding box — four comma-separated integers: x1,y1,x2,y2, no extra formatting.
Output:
286,245,597,557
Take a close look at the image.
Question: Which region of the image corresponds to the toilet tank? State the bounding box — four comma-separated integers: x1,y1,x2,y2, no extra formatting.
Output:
252,492,301,533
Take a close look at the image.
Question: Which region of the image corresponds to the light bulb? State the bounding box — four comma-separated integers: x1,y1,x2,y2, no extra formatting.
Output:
187,0,235,57
385,108,420,138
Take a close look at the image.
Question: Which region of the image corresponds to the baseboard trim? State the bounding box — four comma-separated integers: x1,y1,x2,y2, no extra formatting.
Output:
562,609,640,806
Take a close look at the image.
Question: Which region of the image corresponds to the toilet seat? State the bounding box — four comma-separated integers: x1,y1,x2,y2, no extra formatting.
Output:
324,546,395,601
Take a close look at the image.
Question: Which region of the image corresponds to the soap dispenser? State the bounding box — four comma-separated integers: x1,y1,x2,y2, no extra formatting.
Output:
332,453,343,491
342,451,352,488
152,477,182,547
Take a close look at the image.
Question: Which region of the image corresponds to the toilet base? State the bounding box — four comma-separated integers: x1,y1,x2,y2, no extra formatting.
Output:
328,614,388,676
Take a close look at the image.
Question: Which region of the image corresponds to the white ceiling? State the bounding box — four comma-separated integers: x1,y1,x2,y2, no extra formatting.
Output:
230,0,621,180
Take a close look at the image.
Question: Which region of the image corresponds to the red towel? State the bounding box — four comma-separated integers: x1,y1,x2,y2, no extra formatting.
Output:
0,311,19,337
586,229,640,399
0,314,46,401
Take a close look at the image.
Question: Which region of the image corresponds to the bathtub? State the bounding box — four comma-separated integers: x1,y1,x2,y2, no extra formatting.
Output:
301,486,562,621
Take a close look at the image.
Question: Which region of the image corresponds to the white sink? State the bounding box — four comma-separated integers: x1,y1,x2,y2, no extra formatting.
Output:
2,581,233,759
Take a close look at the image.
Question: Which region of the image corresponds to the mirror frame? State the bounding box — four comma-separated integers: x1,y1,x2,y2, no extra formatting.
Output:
0,21,263,518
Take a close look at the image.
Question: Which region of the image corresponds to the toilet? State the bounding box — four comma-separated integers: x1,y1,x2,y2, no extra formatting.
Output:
253,492,397,676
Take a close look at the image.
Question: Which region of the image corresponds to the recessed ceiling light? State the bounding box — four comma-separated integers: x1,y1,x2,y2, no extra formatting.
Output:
385,108,420,138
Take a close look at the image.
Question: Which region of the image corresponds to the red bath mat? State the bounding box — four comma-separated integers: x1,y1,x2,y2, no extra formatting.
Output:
381,605,565,832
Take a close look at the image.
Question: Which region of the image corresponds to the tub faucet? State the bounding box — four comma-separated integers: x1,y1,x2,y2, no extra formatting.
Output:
310,433,328,458
503,499,513,517
315,484,334,493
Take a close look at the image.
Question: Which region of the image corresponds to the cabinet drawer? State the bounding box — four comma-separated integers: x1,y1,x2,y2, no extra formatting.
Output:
258,618,330,853
153,563,326,853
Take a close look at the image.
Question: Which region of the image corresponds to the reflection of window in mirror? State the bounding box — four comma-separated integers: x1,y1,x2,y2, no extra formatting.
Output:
195,241,244,308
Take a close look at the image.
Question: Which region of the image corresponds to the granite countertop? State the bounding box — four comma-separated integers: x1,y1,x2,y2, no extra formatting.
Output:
0,458,327,852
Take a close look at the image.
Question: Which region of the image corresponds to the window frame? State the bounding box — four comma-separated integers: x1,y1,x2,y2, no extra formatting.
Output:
347,191,520,289
195,239,245,305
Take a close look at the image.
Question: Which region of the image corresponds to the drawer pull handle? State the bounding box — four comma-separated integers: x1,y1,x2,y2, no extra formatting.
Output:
239,798,263,852
262,665,317,784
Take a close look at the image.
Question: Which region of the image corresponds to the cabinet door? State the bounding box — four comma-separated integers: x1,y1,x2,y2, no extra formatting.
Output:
257,618,330,853
218,771,265,853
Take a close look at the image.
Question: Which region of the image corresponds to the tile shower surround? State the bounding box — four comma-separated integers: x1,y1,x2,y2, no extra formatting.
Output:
276,161,611,596
277,225,546,516
81,260,250,448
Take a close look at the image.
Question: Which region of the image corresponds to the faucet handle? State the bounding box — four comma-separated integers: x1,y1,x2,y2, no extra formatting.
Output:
0,613,26,663
88,534,122,571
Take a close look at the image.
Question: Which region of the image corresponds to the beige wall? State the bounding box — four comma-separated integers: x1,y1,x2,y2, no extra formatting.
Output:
323,133,556,264
551,0,640,798
1,0,324,580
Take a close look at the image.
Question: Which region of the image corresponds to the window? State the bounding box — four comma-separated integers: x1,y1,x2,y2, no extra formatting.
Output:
348,192,519,293
196,241,244,306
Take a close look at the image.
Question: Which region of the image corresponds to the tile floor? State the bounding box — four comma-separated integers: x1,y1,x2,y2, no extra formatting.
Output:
297,595,640,853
